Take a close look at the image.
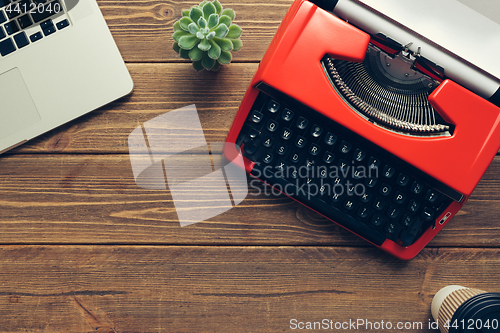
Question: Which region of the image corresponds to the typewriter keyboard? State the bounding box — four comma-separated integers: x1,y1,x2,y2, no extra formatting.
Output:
236,90,459,247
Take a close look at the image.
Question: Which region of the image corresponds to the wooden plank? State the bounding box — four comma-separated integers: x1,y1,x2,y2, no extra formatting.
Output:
0,246,499,332
99,0,292,63
1,154,499,247
10,63,256,155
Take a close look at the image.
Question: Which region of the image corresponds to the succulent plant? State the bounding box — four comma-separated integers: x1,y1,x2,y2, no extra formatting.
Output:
172,0,243,71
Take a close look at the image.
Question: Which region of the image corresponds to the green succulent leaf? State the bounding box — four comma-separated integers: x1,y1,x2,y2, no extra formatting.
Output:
198,17,207,29
189,46,203,61
218,50,232,64
179,48,190,60
219,15,232,27
172,30,191,42
182,9,190,17
208,39,221,60
173,42,180,53
213,23,228,38
188,22,200,35
198,1,208,9
198,38,211,51
231,38,242,51
202,52,217,70
213,37,233,51
221,8,235,20
192,60,204,71
196,31,205,39
190,7,203,23
202,2,216,19
211,61,221,71
208,13,219,29
179,35,199,50
173,21,182,32
206,31,216,40
214,0,222,15
226,24,242,39
179,17,194,31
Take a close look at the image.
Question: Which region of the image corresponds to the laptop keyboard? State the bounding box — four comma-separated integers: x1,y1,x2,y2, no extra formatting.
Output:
0,0,70,58
236,89,461,247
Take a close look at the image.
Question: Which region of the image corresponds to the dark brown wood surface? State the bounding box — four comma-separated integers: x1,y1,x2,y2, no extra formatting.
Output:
1,0,499,332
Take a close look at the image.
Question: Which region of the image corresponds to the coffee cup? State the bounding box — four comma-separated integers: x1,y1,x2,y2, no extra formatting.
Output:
431,285,500,332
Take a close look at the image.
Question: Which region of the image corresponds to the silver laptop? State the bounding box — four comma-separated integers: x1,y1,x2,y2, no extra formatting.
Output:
0,0,133,154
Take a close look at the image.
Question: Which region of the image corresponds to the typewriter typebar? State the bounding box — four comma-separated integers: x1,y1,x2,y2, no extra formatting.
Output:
224,0,500,259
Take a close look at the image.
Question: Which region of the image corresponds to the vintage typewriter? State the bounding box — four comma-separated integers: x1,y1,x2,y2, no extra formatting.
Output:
224,0,500,259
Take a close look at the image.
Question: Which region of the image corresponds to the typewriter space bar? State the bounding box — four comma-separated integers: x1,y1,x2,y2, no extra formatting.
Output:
251,168,386,246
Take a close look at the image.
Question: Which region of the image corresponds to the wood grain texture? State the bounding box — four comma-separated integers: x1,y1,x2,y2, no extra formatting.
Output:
98,0,292,63
1,153,499,248
0,246,499,333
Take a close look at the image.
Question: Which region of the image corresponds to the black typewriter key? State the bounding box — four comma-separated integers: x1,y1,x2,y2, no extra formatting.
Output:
323,152,334,164
365,177,377,188
397,173,410,187
354,149,366,162
408,199,420,213
332,176,344,186
248,128,259,139
359,192,372,203
352,168,364,180
425,189,438,203
282,108,294,121
295,136,307,148
387,205,400,219
275,160,287,174
324,132,337,146
371,214,384,227
338,159,349,174
309,144,320,156
250,110,263,124
262,137,274,148
243,141,258,155
263,153,274,164
343,199,356,211
289,167,299,179
346,183,356,196
310,124,323,138
382,165,395,178
339,141,352,154
276,144,288,155
281,127,293,140
368,157,381,170
331,192,343,204
357,206,369,219
373,197,386,211
290,152,301,163
266,120,278,132
400,218,426,246
318,184,328,197
400,214,414,227
267,100,280,113
393,191,406,204
318,167,328,179
421,207,435,221
304,159,315,171
379,183,392,196
296,116,309,129
411,181,424,195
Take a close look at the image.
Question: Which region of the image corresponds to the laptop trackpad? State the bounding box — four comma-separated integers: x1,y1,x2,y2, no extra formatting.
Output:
0,68,41,140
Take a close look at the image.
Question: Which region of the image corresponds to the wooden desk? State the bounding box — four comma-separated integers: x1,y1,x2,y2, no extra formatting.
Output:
1,1,499,331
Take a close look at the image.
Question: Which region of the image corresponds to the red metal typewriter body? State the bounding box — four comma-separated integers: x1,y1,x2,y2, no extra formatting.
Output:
225,0,500,259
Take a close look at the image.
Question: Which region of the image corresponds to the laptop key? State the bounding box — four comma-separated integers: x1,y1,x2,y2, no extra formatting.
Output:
0,26,5,40
13,31,28,48
4,20,19,35
0,37,15,56
56,18,69,29
17,13,32,28
0,0,10,8
41,19,56,36
31,0,61,23
0,9,7,23
29,31,43,42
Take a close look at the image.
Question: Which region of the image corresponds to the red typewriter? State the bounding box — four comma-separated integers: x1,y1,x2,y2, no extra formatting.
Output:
225,0,500,259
